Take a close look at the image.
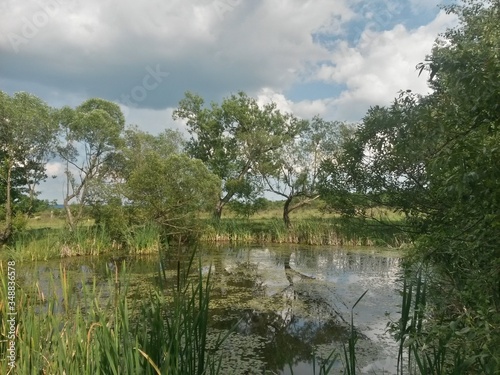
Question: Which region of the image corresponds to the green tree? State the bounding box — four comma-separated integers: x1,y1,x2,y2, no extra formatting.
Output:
0,91,57,243
119,126,184,180
126,153,220,241
57,98,125,230
320,0,500,368
258,116,352,227
173,92,304,220
90,126,186,243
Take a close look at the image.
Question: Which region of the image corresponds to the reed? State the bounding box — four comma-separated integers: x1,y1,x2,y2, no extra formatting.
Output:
0,255,226,374
200,217,408,247
391,265,500,374
342,290,368,375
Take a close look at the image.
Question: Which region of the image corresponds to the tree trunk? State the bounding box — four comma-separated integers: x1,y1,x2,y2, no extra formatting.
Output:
213,200,224,221
283,196,293,228
213,191,234,221
64,198,76,231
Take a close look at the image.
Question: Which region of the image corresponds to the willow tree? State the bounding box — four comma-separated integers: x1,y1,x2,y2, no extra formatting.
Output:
320,0,500,368
57,98,125,230
0,91,57,243
257,116,353,227
126,153,221,241
173,92,304,219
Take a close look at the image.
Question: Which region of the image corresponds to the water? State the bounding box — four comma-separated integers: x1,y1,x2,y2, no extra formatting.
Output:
16,245,403,374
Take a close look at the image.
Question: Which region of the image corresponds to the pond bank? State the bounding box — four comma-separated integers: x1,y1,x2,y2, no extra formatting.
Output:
3,217,409,262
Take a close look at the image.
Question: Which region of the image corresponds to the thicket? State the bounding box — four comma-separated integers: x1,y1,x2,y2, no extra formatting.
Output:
319,0,500,371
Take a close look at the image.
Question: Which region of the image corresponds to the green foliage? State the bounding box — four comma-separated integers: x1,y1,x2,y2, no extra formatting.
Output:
57,98,125,230
257,116,355,227
127,153,221,242
173,91,304,218
320,0,500,370
119,126,185,180
227,197,270,218
0,257,226,374
0,91,58,242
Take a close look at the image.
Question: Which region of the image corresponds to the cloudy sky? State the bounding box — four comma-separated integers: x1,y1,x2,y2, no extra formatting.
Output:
0,0,457,202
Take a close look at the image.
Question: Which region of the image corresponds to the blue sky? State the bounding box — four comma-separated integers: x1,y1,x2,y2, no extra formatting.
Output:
0,0,457,202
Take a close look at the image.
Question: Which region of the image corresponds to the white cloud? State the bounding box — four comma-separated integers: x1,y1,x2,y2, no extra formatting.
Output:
45,161,63,177
310,10,457,121
256,87,333,120
0,1,461,201
0,0,353,108
124,106,187,136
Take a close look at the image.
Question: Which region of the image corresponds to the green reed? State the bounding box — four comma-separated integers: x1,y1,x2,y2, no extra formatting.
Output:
0,254,226,375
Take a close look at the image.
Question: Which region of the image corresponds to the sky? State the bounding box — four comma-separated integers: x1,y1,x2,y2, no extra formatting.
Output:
0,0,457,202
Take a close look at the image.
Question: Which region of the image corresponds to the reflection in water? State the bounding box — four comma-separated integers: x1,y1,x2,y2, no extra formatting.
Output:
16,246,402,374
203,246,402,374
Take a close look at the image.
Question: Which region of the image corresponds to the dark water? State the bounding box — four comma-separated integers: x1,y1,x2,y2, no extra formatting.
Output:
16,245,403,374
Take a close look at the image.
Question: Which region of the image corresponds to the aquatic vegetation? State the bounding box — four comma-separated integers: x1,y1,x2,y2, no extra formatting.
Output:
0,257,226,374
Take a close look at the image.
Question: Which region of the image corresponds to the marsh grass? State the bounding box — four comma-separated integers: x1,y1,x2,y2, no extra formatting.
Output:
202,216,408,247
2,223,163,262
391,266,500,374
343,290,368,375
0,255,226,374
3,205,408,263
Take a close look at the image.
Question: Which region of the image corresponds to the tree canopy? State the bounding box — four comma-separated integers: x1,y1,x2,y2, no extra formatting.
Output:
57,98,125,230
0,91,57,243
319,0,500,366
173,91,305,219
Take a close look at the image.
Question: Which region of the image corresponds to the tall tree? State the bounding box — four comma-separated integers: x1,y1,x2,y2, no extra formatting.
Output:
119,126,185,179
57,98,125,230
88,126,187,244
320,0,500,368
173,92,304,219
258,116,352,227
0,91,57,243
126,153,221,241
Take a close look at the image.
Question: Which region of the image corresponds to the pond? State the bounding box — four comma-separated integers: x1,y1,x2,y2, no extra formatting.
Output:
16,245,403,374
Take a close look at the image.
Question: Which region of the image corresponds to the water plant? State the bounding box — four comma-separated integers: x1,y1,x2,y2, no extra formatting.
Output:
0,255,226,374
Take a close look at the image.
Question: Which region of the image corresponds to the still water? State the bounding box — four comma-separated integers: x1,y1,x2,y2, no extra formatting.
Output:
17,245,403,374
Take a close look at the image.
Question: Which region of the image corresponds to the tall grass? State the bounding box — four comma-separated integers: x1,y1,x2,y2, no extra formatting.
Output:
201,217,408,247
392,266,500,374
342,290,368,375
2,224,163,262
0,255,226,374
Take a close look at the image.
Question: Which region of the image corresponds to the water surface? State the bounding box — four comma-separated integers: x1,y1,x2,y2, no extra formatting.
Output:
17,245,403,374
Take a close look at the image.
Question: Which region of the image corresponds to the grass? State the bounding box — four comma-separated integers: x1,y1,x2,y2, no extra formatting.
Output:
0,255,227,374
2,205,408,262
201,216,408,247
4,237,494,373
2,224,163,262
0,253,370,375
390,266,500,374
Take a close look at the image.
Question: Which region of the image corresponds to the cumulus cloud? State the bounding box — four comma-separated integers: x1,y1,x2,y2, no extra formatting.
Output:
45,161,64,177
256,87,334,120
0,0,352,109
311,10,457,121
1,0,459,201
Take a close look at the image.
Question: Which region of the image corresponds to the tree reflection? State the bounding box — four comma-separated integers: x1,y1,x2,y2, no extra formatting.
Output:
209,248,353,373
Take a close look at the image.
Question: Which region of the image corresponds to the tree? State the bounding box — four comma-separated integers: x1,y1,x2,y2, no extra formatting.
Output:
0,91,57,243
126,153,221,241
173,92,304,220
319,91,437,222
87,126,187,245
57,98,125,230
320,0,500,368
119,126,185,180
258,116,353,227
